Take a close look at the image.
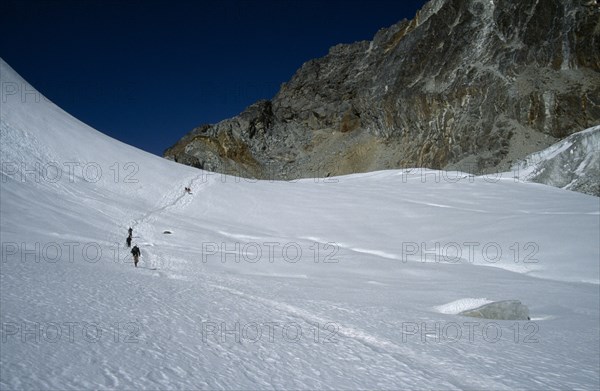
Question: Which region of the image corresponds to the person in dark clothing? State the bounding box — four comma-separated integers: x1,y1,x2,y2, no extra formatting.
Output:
126,235,132,248
128,227,133,236
131,245,141,267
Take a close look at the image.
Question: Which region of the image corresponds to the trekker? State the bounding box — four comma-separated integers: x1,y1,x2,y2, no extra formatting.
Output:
128,227,133,236
131,245,141,267
126,235,132,248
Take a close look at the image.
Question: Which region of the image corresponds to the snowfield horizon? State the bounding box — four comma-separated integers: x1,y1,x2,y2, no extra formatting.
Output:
1,58,599,389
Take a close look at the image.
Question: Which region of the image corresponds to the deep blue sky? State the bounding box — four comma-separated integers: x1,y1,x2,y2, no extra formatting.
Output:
1,0,427,156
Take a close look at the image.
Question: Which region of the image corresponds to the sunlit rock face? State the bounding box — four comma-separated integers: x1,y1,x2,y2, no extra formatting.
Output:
165,0,600,182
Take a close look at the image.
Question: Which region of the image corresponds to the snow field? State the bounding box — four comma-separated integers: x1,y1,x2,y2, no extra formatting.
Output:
1,58,599,389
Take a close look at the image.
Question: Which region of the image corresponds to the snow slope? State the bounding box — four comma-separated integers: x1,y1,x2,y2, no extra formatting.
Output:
1,58,599,389
513,125,600,197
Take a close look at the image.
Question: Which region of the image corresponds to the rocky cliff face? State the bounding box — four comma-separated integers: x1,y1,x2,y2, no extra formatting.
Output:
165,0,600,180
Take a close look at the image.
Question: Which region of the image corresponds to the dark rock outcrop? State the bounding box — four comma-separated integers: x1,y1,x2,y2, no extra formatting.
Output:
165,0,600,180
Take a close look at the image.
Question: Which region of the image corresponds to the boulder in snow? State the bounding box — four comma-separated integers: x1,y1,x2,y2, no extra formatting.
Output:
459,300,530,320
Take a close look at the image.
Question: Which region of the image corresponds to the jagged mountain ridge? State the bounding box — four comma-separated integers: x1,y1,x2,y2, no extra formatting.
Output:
165,0,600,180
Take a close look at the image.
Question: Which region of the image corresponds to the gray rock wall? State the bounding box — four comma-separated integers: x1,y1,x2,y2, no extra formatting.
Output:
165,0,600,181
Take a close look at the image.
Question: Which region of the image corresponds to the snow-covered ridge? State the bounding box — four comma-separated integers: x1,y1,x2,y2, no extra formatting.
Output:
1,58,599,389
513,126,600,196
